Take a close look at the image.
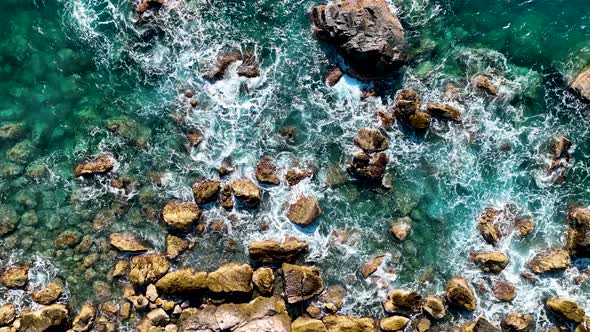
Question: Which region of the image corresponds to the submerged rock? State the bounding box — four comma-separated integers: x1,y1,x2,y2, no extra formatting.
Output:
32,279,64,305
310,0,407,80
546,298,586,323
206,263,253,295
71,304,97,332
166,234,192,259
162,201,202,231
566,205,590,257
0,205,18,236
425,103,462,122
136,0,166,19
287,196,322,227
18,304,69,332
354,128,389,153
383,289,422,314
348,151,388,180
255,157,281,185
390,222,411,241
128,253,170,286
423,295,446,320
74,154,114,177
380,316,409,332
0,123,25,142
501,312,531,331
322,315,377,332
285,167,313,186
192,180,221,205
248,237,308,263
156,268,208,295
231,179,261,207
7,139,35,164
473,74,498,95
571,67,590,102
393,89,431,130
1,264,28,288
528,248,570,274
470,251,509,274
445,276,476,311
282,263,324,304
55,230,82,249
109,233,149,252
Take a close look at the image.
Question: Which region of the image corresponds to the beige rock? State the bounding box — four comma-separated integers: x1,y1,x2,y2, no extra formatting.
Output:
393,89,431,130
0,304,16,326
112,260,129,277
162,201,202,231
129,253,170,286
390,223,410,241
287,196,322,227
319,285,345,313
322,315,377,332
445,277,476,311
383,289,422,314
567,205,590,257
380,316,409,332
19,304,69,332
231,179,261,207
514,217,535,238
219,184,234,209
571,67,590,102
248,237,308,263
74,154,114,177
473,74,498,95
156,268,208,295
109,233,149,252
470,251,509,274
32,279,64,305
501,312,531,331
425,103,462,122
292,317,327,332
478,208,502,246
165,234,192,259
147,308,170,326
1,265,28,288
192,180,221,205
282,263,324,304
252,268,274,296
354,128,389,153
207,263,253,294
360,255,385,279
256,157,281,185
285,168,313,186
423,295,446,320
119,302,131,320
146,284,158,302
528,248,570,274
546,298,585,323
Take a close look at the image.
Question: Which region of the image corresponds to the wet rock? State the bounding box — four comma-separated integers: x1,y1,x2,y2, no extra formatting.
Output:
377,111,395,129
528,248,570,274
423,295,446,320
287,196,322,227
129,253,170,286
547,136,572,182
392,89,431,130
256,157,281,185
501,312,531,331
546,298,585,323
248,237,307,263
514,216,535,238
207,263,253,295
390,222,411,241
147,308,170,326
360,255,385,279
425,103,462,122
7,140,35,164
279,127,297,144
571,67,590,102
74,154,114,177
112,260,129,278
310,0,407,80
32,279,64,305
162,201,202,231
106,117,151,148
186,129,204,147
380,316,409,332
492,280,516,302
19,304,69,332
0,304,16,326
282,263,324,304
566,205,590,257
473,74,498,95
322,315,377,332
576,319,590,332
219,184,234,209
292,317,327,332
192,180,221,205
326,68,344,87
1,265,28,288
203,51,260,81
136,0,166,19
473,317,501,332
156,268,207,295
445,276,476,311
231,179,261,207
478,208,503,246
166,234,192,259
0,205,18,236
414,317,431,332
470,251,509,274
109,233,149,252
252,267,274,296
383,289,422,314
285,168,313,186
354,128,389,153
0,123,25,141
319,285,345,313
55,230,82,249
348,151,388,180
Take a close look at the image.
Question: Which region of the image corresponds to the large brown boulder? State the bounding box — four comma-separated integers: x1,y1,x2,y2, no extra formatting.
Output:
1,264,28,288
70,304,97,332
322,315,377,332
128,253,170,286
380,316,409,332
0,304,16,326
393,89,431,130
445,277,476,311
501,312,531,331
256,157,281,185
18,304,69,332
425,103,462,122
248,237,308,263
527,248,570,274
571,67,590,102
74,154,114,177
546,298,586,323
287,196,322,227
493,280,516,302
156,268,208,295
207,263,253,295
162,201,202,231
567,206,590,257
310,0,406,80
423,295,446,320
348,151,388,180
478,208,503,246
192,180,221,205
282,263,324,304
470,251,509,274
383,289,422,314
231,179,261,207
32,279,64,305
354,128,389,153
109,233,149,252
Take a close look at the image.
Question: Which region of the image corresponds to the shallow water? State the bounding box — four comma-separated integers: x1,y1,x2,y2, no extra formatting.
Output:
1,0,590,329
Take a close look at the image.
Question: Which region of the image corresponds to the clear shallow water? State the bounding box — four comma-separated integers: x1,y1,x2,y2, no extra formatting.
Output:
1,0,590,329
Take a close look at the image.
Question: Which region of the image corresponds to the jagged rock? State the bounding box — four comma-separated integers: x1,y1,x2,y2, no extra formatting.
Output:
74,154,114,177
287,196,322,227
473,74,498,95
256,157,280,185
423,295,446,320
282,263,324,304
0,123,24,141
478,208,503,246
156,268,207,295
425,103,462,122
162,201,202,231
326,68,343,87
186,128,204,147
248,237,307,263
109,233,149,252
380,316,409,332
285,168,313,186
528,248,570,274
383,289,422,314
207,263,253,295
128,253,170,286
136,0,166,19
192,180,221,205
390,222,410,241
547,135,572,182
492,280,516,302
146,284,158,302
19,304,69,332
514,216,535,238
354,128,389,153
55,230,82,249
203,51,260,81
219,184,234,209
147,308,170,327
319,285,345,313
393,89,431,129
7,140,35,164
571,67,590,101
414,317,431,332
292,317,327,332
252,267,274,296
166,234,192,259
445,277,476,311
310,0,407,80
473,317,501,332
360,255,385,279
322,315,377,332
567,206,590,257
501,312,531,331
231,179,261,207
32,279,64,305
546,298,585,323
0,304,16,326
470,251,509,274
180,296,291,332
576,318,590,332
112,260,129,278
1,265,28,288
349,151,388,180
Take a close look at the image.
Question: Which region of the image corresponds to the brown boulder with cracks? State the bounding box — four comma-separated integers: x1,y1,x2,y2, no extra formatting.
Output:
282,263,324,304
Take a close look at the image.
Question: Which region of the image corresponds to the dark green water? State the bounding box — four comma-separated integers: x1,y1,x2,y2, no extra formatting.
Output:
1,0,589,329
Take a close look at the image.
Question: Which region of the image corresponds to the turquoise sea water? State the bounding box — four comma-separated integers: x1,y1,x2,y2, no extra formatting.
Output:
1,0,590,329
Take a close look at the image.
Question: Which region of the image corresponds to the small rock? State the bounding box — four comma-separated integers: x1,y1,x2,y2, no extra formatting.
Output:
155,268,207,295
319,285,345,313
354,128,389,153
445,276,476,311
326,68,344,87
390,222,410,241
0,304,16,326
206,263,253,294
119,302,131,320
1,265,28,288
285,167,313,186
470,251,509,274
252,267,274,296
425,103,462,122
192,180,220,205
165,234,192,259
322,315,377,332
282,263,324,304
478,208,503,246
292,317,327,332
423,295,446,320
146,284,158,302
501,312,531,331
248,237,308,263
256,157,281,185
287,195,322,227
112,260,129,278
380,316,409,332
55,230,82,249
32,279,64,305
109,233,149,252
571,67,590,102
492,280,516,302
348,151,388,180
383,289,422,314
231,179,261,207
414,317,431,332
0,205,18,236
393,89,431,130
360,255,385,279
100,302,119,316
473,74,498,95
473,317,501,332
186,129,203,147
528,248,570,274
128,254,170,286
514,216,535,238
161,201,202,231
546,297,585,323
219,184,234,209
567,205,590,258
147,308,170,327
74,154,114,177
